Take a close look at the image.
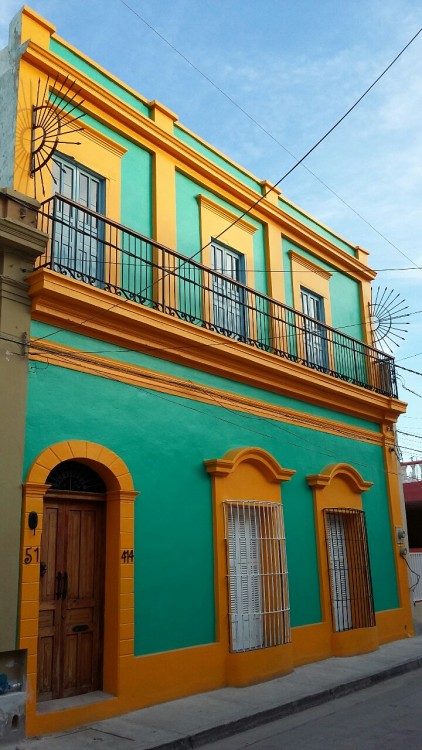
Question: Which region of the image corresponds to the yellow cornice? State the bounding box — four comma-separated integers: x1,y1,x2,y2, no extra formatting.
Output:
22,43,375,285
51,32,151,110
28,269,406,426
28,337,386,447
196,195,257,236
288,250,332,280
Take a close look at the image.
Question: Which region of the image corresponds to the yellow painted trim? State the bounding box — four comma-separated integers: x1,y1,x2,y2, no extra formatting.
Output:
20,441,138,735
28,270,406,425
197,194,257,237
380,442,414,634
150,100,178,135
205,447,295,685
14,63,124,226
29,338,387,448
205,446,295,482
306,462,380,656
289,249,333,325
19,42,375,285
307,463,373,492
197,193,257,291
152,148,177,308
289,249,332,281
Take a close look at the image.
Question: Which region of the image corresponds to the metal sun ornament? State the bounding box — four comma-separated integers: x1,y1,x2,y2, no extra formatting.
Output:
369,286,410,353
30,74,86,197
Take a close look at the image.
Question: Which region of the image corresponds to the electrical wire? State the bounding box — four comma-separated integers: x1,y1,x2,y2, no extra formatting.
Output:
397,364,422,377
118,0,422,270
27,337,406,479
31,23,422,346
402,555,421,594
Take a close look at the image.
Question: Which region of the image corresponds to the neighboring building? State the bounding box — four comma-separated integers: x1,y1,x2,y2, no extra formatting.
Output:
402,460,422,549
0,6,413,739
401,460,422,605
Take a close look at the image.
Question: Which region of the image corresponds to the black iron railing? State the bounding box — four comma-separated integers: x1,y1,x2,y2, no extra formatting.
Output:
36,195,398,398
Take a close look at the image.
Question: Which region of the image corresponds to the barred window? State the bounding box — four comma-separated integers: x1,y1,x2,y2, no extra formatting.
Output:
324,508,375,632
223,501,290,652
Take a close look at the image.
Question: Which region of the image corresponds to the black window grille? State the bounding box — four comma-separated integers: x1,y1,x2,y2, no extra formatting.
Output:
47,460,106,493
324,508,375,632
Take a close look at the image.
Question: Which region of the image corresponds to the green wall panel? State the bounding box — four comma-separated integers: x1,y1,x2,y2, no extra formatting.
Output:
24,354,398,654
30,322,380,434
174,126,261,193
50,39,151,118
175,171,268,296
279,198,356,257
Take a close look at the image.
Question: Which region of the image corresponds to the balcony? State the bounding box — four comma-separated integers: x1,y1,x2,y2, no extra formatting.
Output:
36,195,398,399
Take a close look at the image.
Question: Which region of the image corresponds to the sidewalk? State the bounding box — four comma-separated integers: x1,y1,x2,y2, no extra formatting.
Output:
6,635,422,750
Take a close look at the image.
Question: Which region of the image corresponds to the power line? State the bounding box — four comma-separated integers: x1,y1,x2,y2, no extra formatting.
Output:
397,351,422,362
34,19,422,347
397,364,422,377
118,0,422,269
397,430,422,440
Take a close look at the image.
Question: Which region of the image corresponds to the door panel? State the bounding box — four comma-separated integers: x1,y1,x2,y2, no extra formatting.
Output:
52,156,104,281
37,498,105,701
301,288,328,369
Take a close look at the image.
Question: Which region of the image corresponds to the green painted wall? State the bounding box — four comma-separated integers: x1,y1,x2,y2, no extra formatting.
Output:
24,346,398,653
50,39,151,118
31,322,380,433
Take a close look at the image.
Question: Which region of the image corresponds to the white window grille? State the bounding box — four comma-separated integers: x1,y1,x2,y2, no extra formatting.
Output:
324,508,375,632
223,500,291,652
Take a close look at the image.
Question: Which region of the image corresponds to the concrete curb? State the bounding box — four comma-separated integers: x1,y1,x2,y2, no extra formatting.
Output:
149,656,422,750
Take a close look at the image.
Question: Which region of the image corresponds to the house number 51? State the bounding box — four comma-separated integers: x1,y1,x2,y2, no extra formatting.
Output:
24,547,39,564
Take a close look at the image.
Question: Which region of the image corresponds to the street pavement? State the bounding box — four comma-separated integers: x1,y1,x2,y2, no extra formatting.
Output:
199,669,422,749
4,632,422,750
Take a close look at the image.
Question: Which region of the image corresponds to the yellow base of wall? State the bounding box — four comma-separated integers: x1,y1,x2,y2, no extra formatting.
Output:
226,643,294,687
24,607,413,737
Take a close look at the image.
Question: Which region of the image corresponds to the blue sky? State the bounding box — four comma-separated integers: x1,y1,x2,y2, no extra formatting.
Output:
1,0,422,458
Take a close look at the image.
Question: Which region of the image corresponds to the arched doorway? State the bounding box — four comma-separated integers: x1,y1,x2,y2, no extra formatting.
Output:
37,461,106,701
20,440,138,730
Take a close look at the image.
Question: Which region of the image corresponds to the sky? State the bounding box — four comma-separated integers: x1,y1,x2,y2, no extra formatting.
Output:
1,0,422,459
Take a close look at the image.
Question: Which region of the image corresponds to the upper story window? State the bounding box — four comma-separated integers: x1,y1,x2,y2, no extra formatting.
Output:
301,287,328,370
211,240,246,339
52,156,105,282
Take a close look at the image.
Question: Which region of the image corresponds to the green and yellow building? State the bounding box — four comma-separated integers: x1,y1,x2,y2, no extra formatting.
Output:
0,6,413,740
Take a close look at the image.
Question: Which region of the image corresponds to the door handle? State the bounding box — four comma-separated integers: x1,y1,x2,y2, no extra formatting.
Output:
56,571,62,599
62,571,68,600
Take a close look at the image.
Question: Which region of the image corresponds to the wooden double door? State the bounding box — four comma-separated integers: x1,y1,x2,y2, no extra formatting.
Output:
37,495,106,701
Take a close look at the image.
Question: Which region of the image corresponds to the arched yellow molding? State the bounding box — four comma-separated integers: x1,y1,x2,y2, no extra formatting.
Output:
26,439,135,492
205,446,295,484
20,440,138,736
306,461,377,659
306,462,373,493
205,446,295,687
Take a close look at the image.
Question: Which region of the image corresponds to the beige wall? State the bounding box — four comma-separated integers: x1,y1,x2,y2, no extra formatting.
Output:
0,188,47,651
